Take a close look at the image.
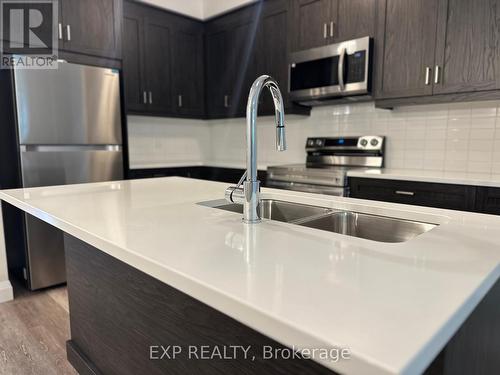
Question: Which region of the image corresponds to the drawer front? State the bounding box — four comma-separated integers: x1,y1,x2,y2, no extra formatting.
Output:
349,178,476,212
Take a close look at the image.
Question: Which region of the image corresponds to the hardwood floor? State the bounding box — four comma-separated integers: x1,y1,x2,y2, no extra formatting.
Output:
0,280,76,375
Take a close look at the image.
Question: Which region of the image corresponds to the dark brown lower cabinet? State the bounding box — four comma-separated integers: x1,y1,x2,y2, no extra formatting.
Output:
127,166,267,185
64,235,335,375
475,187,500,215
349,177,500,215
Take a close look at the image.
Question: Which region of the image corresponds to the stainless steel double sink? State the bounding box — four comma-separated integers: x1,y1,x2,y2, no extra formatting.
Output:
206,199,438,243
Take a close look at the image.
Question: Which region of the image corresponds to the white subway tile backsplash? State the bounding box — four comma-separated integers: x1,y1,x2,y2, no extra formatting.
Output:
470,128,495,140
470,102,498,117
128,100,500,175
467,161,492,173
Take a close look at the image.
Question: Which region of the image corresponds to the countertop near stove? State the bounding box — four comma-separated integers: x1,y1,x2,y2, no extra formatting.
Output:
347,168,500,188
1,177,500,375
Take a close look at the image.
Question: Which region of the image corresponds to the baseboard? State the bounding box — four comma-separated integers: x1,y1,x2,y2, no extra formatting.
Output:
67,340,102,375
0,280,13,303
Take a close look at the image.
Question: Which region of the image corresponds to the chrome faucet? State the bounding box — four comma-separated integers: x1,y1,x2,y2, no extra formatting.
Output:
225,75,286,223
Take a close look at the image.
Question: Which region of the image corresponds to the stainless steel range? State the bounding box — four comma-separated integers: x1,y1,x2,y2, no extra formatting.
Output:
267,136,385,196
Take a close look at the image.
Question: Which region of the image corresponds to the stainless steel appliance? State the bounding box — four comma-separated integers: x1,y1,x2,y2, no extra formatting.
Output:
12,61,124,290
267,136,384,197
289,37,373,105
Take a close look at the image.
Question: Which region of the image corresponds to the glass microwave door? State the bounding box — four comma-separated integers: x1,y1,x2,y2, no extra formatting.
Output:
290,56,340,92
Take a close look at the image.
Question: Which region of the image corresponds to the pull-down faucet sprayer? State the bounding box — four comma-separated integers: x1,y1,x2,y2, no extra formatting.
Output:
225,75,287,223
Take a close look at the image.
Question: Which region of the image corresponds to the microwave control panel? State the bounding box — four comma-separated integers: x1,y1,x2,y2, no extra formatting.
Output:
346,51,366,84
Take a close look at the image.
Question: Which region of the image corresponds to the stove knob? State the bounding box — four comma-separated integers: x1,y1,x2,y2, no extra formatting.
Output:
307,139,315,146
360,139,368,147
370,138,379,147
316,139,323,146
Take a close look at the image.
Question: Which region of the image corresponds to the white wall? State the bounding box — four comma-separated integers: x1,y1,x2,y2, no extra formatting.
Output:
140,0,204,18
138,0,257,19
128,100,500,176
203,0,257,19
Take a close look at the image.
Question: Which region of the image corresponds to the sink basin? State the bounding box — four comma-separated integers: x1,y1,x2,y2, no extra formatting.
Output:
212,199,331,223
199,199,437,243
299,211,437,243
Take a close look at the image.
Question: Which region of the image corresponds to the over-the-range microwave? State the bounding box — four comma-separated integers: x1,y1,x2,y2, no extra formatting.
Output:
289,36,373,105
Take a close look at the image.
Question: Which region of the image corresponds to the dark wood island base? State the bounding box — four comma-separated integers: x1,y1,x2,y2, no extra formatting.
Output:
63,234,337,375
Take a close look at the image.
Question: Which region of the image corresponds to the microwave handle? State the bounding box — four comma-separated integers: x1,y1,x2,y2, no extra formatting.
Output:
338,48,347,91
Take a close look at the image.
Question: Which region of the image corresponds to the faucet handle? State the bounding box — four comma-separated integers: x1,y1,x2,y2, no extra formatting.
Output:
225,186,245,204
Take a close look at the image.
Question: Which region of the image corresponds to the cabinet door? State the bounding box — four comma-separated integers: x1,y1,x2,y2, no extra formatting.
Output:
257,1,290,114
336,0,376,41
122,13,146,112
476,187,500,215
144,16,173,114
377,0,438,99
61,0,122,59
172,21,205,117
433,0,500,94
206,28,232,118
230,16,260,116
291,0,336,51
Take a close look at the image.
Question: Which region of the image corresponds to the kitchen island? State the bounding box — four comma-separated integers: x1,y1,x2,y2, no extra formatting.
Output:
0,177,499,375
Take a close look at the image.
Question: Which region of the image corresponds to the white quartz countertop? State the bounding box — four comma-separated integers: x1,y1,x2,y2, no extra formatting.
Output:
1,177,499,375
347,168,500,188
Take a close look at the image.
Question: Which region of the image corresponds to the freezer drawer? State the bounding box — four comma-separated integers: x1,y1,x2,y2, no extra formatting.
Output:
14,62,122,145
24,214,67,290
20,146,124,187
19,146,123,290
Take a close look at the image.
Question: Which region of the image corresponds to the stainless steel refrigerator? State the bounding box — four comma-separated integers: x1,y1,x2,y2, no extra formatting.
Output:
13,61,124,290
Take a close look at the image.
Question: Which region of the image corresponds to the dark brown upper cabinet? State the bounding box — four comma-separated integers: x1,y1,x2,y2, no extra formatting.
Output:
172,22,205,117
205,5,260,118
122,1,204,118
336,0,377,42
144,14,174,114
59,0,122,60
205,27,233,118
376,0,439,99
123,10,146,112
291,0,377,52
433,0,500,94
205,0,309,119
376,0,500,106
291,0,336,51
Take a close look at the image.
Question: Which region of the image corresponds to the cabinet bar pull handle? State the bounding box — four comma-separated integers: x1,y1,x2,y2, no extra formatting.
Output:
425,67,431,85
330,21,334,38
178,95,183,107
224,95,229,108
143,91,147,104
434,65,441,84
395,190,415,196
323,23,327,39
58,23,63,40
66,25,71,41
149,91,153,104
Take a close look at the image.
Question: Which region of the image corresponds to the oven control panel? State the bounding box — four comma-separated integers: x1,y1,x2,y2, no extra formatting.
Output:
357,136,384,150
306,136,384,151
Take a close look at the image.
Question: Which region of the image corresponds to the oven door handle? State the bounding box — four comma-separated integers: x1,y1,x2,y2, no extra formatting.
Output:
338,48,347,91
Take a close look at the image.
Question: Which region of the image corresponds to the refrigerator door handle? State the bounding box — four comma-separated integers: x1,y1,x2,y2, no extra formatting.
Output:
20,145,122,152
